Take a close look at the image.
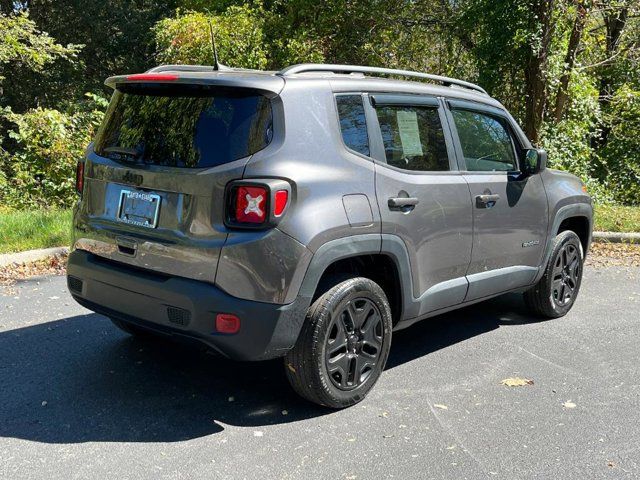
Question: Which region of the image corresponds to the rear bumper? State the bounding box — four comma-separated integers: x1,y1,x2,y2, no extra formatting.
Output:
67,250,310,361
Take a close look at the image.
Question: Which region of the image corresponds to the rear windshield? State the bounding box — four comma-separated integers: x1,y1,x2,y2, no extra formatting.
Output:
94,84,273,168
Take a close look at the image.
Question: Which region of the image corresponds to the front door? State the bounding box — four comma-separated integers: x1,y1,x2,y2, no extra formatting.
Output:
369,94,473,315
445,100,549,301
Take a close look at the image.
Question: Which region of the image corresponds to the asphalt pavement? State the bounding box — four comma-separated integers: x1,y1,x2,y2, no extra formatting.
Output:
0,265,639,480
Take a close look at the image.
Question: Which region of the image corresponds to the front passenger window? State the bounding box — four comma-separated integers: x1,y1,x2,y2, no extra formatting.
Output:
451,110,517,172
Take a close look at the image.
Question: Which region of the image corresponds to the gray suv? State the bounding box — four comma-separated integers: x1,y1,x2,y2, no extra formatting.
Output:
67,63,592,408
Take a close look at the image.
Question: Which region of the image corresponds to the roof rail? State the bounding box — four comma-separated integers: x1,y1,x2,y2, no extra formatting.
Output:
278,63,487,95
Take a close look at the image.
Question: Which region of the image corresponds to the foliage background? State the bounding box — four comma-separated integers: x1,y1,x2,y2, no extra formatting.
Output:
0,0,639,208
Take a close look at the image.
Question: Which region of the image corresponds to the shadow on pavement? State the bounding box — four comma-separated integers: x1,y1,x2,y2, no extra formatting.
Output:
0,292,542,444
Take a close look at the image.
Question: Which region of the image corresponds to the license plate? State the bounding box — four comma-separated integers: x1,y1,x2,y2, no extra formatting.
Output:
117,190,161,228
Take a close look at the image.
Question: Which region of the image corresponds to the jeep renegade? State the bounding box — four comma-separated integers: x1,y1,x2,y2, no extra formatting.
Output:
67,63,593,408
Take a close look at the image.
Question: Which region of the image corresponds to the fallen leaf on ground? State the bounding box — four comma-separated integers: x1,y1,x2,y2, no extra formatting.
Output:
1,253,68,287
434,404,448,410
501,377,534,387
563,401,577,409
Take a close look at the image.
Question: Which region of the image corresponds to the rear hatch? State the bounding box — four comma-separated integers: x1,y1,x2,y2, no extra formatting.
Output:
74,73,282,283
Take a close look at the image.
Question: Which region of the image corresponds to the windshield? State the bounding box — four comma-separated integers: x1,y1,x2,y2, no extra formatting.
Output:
94,84,273,168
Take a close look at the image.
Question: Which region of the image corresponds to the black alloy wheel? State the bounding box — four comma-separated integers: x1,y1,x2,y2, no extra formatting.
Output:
524,230,585,318
325,297,384,391
285,277,393,408
551,241,582,308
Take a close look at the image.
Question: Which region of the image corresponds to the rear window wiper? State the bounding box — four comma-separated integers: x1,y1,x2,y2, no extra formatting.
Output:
102,146,142,161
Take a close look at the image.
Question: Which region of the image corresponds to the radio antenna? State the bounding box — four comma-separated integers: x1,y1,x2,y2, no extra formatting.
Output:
208,20,220,71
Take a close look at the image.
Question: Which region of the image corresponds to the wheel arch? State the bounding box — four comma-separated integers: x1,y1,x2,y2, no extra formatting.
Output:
533,202,593,284
557,215,590,254
297,234,415,328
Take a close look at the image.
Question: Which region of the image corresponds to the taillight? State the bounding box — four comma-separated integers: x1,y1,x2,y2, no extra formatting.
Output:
216,313,241,334
235,185,268,224
273,190,289,217
225,180,291,228
75,161,84,195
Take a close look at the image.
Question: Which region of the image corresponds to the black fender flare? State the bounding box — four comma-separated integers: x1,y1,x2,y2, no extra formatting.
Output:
269,234,416,352
533,202,593,284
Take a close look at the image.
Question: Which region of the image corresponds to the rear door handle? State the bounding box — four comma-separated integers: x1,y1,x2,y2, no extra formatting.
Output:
388,197,419,209
475,194,500,208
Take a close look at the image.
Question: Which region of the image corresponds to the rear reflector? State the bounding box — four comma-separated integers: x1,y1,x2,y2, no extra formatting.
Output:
273,189,289,217
75,161,84,195
216,314,241,334
235,186,268,224
126,73,179,82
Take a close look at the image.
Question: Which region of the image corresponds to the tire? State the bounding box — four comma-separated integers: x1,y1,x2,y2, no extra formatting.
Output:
524,230,584,318
285,277,393,409
109,317,154,338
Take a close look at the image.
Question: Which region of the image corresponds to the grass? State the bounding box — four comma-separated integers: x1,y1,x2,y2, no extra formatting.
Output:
594,205,640,233
0,208,72,254
0,203,638,255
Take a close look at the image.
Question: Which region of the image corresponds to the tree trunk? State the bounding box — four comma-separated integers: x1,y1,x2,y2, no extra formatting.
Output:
595,3,629,147
554,2,590,122
524,0,555,144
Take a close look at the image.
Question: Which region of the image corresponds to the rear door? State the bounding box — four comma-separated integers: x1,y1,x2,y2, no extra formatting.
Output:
368,94,473,314
75,81,276,283
444,99,548,300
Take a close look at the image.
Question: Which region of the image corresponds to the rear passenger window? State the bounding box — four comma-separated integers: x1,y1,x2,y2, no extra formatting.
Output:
336,95,369,156
451,110,517,172
375,105,449,171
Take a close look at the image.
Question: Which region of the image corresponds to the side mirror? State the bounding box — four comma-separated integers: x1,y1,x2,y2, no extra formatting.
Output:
523,148,547,175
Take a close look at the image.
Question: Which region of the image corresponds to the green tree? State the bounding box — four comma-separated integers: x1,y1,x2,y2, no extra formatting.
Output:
154,6,268,68
1,1,176,112
0,11,80,93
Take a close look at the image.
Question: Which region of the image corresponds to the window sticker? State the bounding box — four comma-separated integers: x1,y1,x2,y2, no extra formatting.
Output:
396,110,423,157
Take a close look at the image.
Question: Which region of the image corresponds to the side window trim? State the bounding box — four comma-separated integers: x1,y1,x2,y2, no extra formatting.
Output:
444,99,522,174
370,94,440,108
363,94,459,174
362,93,387,163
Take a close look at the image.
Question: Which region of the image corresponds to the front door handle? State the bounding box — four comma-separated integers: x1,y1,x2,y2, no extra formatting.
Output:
388,197,419,209
475,194,500,208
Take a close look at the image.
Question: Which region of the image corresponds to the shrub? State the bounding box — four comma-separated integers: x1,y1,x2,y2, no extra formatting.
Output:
0,94,106,209
540,72,614,204
599,85,640,206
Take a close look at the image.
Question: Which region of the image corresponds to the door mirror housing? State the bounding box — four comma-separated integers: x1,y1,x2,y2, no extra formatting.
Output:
523,148,547,175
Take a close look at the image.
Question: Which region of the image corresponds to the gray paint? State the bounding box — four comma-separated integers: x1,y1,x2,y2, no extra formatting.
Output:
342,194,374,227
70,65,594,360
216,228,312,304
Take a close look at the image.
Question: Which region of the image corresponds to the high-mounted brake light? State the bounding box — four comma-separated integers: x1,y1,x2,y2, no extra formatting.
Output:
75,161,84,195
125,73,179,82
235,186,268,224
